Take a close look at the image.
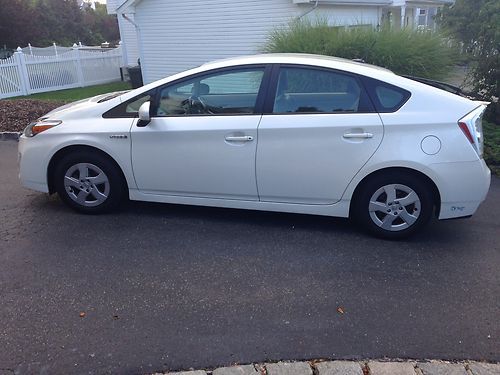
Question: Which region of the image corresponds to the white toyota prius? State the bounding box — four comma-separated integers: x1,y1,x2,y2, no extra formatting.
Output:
18,54,491,239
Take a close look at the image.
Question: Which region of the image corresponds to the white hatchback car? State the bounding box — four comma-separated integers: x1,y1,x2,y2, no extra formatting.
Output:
18,54,491,239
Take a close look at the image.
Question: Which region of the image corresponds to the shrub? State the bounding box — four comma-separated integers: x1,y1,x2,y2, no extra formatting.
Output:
438,0,499,124
265,20,456,79
484,121,500,175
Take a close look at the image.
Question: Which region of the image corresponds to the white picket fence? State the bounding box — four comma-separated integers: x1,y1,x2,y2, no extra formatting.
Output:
0,46,123,99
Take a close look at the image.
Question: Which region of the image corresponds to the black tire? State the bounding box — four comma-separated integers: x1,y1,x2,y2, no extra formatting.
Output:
54,151,126,214
352,173,434,239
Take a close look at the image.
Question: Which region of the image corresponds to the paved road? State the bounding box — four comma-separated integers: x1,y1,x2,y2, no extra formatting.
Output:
1,140,499,375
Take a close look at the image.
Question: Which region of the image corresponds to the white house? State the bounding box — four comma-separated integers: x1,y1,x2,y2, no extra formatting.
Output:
107,0,454,84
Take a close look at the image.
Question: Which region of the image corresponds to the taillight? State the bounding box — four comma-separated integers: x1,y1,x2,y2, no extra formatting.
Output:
458,122,474,144
458,104,488,158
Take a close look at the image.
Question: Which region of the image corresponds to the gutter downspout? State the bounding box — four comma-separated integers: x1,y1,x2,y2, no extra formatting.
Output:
297,0,319,20
121,13,147,83
122,13,139,30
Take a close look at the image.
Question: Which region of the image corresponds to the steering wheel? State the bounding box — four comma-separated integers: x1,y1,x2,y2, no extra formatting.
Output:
184,95,214,114
196,95,215,114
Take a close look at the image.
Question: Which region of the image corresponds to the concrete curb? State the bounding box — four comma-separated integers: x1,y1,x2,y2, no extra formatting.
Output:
0,132,21,141
152,360,500,375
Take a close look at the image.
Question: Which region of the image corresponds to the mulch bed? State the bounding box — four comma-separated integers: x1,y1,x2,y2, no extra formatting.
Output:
0,99,66,132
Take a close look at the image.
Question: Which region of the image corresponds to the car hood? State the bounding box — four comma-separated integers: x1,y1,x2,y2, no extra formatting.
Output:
44,90,130,118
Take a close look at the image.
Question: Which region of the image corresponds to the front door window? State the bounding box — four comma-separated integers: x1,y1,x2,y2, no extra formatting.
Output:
155,69,265,116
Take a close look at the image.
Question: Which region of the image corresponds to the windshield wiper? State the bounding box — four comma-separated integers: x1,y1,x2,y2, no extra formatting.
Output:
97,91,130,103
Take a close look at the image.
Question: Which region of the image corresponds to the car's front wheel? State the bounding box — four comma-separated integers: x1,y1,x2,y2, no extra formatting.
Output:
54,152,126,214
353,173,434,239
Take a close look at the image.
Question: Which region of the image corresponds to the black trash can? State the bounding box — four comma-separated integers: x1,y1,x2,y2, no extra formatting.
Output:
127,65,143,88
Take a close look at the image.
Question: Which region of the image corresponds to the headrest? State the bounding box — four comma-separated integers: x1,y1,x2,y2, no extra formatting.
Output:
198,83,210,95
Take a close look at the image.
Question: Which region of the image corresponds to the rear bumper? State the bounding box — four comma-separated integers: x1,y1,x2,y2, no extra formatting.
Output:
431,159,491,219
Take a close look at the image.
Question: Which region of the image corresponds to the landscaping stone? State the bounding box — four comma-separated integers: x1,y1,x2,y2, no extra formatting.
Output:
164,371,207,375
316,360,364,375
213,365,259,375
369,361,416,375
468,362,500,375
266,362,312,375
154,360,500,375
418,362,467,375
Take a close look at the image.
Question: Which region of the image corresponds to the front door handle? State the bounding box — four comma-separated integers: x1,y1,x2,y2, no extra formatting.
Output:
225,135,254,142
343,132,373,139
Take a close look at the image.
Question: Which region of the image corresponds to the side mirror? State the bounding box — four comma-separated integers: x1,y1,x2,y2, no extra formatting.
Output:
137,101,151,127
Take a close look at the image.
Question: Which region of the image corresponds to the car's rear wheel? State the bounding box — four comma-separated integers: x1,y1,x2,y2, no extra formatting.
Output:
54,152,125,213
353,173,434,239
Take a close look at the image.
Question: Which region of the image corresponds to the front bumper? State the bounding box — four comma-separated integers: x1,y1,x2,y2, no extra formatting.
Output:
18,135,50,193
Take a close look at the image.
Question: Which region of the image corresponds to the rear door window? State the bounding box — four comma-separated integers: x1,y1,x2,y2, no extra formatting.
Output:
271,67,373,114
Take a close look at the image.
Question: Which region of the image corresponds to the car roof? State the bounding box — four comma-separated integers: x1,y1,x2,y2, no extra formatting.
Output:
122,53,401,104
202,53,394,75
120,52,472,109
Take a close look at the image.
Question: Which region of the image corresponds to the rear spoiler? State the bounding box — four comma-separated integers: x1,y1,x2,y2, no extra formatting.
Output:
402,75,483,101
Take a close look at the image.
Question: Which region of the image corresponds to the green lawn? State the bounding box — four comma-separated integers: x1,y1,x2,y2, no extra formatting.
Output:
484,121,500,175
13,81,132,102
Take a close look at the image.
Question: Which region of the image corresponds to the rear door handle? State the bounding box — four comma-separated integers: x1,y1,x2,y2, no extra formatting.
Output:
343,132,373,139
225,135,254,142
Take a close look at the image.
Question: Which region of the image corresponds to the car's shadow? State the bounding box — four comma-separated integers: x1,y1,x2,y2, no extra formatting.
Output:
33,192,471,248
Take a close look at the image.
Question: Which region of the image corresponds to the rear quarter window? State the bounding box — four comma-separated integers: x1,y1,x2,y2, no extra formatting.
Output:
362,77,411,113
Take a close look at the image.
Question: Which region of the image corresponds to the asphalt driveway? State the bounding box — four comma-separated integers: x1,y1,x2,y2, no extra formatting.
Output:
0,140,499,374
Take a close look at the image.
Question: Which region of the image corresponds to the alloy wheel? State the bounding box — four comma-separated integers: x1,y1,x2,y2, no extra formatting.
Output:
63,163,110,207
368,184,421,232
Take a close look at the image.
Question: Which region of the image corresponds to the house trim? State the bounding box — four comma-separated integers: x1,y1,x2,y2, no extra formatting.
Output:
116,0,141,13
293,0,391,4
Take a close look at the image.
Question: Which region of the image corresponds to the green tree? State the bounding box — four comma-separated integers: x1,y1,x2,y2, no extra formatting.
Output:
439,0,499,122
0,0,40,48
0,0,119,49
82,3,120,45
34,0,88,46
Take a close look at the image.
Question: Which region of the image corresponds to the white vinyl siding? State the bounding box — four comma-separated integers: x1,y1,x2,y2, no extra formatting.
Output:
133,0,383,83
306,5,380,26
135,0,300,83
117,14,140,66
106,0,120,14
113,0,454,83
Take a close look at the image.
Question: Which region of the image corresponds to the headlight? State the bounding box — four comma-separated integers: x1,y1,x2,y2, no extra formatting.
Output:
23,119,62,137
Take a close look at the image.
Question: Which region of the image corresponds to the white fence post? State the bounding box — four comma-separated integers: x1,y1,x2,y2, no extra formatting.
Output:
73,44,85,87
118,41,127,67
14,47,30,96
